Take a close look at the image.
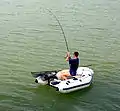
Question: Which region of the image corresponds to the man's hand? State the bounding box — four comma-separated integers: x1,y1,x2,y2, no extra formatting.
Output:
64,52,70,58
66,52,70,57
65,52,70,61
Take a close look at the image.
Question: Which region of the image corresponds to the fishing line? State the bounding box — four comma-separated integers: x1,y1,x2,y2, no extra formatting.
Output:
47,9,69,52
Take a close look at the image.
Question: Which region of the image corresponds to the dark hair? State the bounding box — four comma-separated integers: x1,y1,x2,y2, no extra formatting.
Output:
74,52,79,57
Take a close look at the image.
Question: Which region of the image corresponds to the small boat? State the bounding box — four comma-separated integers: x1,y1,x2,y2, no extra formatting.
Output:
31,67,94,93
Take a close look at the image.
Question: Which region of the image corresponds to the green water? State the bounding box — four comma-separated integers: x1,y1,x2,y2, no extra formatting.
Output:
0,0,120,111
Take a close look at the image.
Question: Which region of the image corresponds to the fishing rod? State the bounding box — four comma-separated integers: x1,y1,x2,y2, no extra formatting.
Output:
47,9,69,52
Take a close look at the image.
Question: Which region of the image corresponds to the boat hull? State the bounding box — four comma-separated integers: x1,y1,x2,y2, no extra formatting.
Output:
32,67,94,93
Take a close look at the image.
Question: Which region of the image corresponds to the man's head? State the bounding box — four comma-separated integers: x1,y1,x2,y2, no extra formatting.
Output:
74,52,79,57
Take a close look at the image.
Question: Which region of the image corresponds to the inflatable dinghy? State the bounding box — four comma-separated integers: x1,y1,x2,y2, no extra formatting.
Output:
31,67,94,93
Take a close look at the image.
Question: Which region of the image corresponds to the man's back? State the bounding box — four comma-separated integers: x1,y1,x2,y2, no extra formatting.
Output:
69,58,79,76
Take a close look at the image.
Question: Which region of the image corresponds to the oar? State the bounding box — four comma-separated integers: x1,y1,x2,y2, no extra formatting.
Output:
31,70,60,78
31,64,92,78
80,64,92,67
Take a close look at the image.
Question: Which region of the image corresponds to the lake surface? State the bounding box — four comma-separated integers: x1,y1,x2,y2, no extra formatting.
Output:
0,0,120,111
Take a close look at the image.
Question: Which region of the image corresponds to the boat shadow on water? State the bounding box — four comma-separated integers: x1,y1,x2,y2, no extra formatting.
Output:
34,82,94,97
66,83,94,96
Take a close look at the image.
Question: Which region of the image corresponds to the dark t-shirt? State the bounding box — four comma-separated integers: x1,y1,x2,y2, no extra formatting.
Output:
69,58,79,76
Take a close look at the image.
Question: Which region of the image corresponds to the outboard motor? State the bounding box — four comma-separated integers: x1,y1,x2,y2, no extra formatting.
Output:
35,74,49,85
35,72,58,85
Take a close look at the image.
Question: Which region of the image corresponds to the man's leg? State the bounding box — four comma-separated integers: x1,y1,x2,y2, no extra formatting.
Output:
61,70,70,80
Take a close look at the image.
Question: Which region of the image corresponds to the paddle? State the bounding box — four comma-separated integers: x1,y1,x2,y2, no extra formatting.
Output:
31,64,92,78
80,64,92,67
31,70,60,78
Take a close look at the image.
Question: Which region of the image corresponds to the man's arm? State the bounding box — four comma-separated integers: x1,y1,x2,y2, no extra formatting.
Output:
65,52,71,61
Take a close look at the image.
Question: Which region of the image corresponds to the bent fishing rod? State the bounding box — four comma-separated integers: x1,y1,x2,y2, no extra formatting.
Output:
47,9,69,52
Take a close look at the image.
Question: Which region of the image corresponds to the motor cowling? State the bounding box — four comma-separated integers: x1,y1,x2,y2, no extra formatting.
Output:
36,76,48,85
35,73,58,85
